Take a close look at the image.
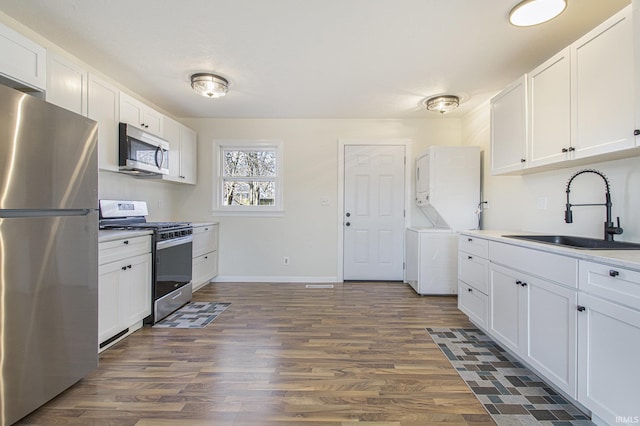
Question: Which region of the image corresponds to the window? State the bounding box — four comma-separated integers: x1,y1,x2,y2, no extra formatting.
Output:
214,140,283,216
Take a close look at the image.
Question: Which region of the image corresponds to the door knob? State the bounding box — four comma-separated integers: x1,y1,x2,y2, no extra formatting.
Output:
346,212,351,217
345,222,351,227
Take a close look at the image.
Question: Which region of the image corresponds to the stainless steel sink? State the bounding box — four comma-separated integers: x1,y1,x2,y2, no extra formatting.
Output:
502,234,640,250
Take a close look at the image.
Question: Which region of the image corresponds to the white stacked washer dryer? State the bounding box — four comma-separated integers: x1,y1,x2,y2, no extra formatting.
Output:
405,146,480,295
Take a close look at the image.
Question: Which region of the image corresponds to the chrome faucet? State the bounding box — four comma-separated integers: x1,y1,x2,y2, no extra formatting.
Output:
564,169,623,241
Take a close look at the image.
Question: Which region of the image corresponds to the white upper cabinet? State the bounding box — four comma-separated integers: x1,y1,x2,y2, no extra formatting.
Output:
0,22,46,91
87,73,120,172
492,5,637,175
161,116,197,184
119,91,163,137
46,51,87,116
571,6,636,158
528,47,571,168
490,75,527,175
635,0,640,143
179,126,197,184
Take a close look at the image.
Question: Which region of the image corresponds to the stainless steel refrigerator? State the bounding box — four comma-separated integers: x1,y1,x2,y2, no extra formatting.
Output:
0,83,98,425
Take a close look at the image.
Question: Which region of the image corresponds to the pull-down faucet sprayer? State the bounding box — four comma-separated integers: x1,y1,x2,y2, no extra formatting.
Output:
564,169,623,241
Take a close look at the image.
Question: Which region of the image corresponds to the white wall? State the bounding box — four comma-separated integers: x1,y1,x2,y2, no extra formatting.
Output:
462,102,640,242
174,118,461,281
99,171,183,221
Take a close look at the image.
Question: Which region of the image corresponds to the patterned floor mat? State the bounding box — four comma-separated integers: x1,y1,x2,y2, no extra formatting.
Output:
154,302,230,328
427,327,593,426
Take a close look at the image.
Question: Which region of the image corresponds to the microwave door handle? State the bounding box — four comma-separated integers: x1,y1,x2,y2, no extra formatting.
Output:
155,146,163,170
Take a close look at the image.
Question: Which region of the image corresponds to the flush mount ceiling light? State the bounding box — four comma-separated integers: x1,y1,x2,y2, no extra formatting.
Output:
509,0,567,27
422,95,460,114
190,73,229,98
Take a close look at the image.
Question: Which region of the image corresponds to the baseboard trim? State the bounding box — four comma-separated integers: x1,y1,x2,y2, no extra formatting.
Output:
211,275,339,283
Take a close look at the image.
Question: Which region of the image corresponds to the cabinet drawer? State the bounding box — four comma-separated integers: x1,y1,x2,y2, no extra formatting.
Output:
458,234,489,258
192,224,218,257
490,241,577,288
458,281,488,330
99,235,150,265
579,260,640,309
192,251,218,289
458,252,489,294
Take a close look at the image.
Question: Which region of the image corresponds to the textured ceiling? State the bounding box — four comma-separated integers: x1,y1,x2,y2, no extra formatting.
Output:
0,0,630,118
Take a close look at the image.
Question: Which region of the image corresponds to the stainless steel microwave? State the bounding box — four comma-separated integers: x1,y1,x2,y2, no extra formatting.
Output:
118,122,169,176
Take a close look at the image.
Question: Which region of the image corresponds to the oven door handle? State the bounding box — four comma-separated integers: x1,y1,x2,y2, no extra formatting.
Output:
156,235,193,250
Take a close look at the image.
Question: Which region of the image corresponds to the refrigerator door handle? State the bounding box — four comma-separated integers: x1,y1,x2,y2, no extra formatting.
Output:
0,208,96,218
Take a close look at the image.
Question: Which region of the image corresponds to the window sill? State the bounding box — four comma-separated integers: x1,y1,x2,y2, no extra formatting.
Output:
211,208,285,218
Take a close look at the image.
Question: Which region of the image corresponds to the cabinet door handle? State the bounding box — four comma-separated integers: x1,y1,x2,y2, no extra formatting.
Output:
127,265,132,269
204,228,209,231
123,240,129,245
562,147,569,153
467,288,473,292
634,129,640,136
121,266,127,271
204,256,208,259
577,305,586,312
467,255,473,260
521,282,527,287
467,238,473,242
520,158,526,163
515,280,522,285
609,270,619,277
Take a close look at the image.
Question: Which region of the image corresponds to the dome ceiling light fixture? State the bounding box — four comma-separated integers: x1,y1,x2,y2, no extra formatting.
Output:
509,0,567,27
422,95,460,114
190,73,229,98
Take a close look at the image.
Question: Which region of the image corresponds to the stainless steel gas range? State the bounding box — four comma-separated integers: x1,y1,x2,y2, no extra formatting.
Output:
99,200,193,324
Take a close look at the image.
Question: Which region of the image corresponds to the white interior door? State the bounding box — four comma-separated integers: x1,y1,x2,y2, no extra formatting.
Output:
343,145,405,281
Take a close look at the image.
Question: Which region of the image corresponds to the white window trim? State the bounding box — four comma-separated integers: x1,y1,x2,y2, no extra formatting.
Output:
212,139,284,217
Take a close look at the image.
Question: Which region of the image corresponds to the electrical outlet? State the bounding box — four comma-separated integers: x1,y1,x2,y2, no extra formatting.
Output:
537,197,548,210
283,256,290,265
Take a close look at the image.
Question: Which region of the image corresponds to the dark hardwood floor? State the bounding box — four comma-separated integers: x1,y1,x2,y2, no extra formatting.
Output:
18,282,494,425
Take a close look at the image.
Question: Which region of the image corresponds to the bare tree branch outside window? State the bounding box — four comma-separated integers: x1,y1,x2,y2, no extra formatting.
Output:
222,149,277,206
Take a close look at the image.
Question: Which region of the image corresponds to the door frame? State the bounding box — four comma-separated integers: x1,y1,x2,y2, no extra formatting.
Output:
337,139,413,282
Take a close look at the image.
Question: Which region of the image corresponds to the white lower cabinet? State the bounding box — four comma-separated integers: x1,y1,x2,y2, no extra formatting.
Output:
526,275,577,398
98,234,151,350
191,223,219,291
577,294,640,425
488,263,525,354
460,233,640,424
458,281,488,330
458,235,489,329
488,238,580,398
488,260,579,396
577,261,640,425
489,254,578,398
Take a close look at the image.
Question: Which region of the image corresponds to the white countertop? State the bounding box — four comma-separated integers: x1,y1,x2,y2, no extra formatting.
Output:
461,230,640,271
190,221,219,227
98,229,153,243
